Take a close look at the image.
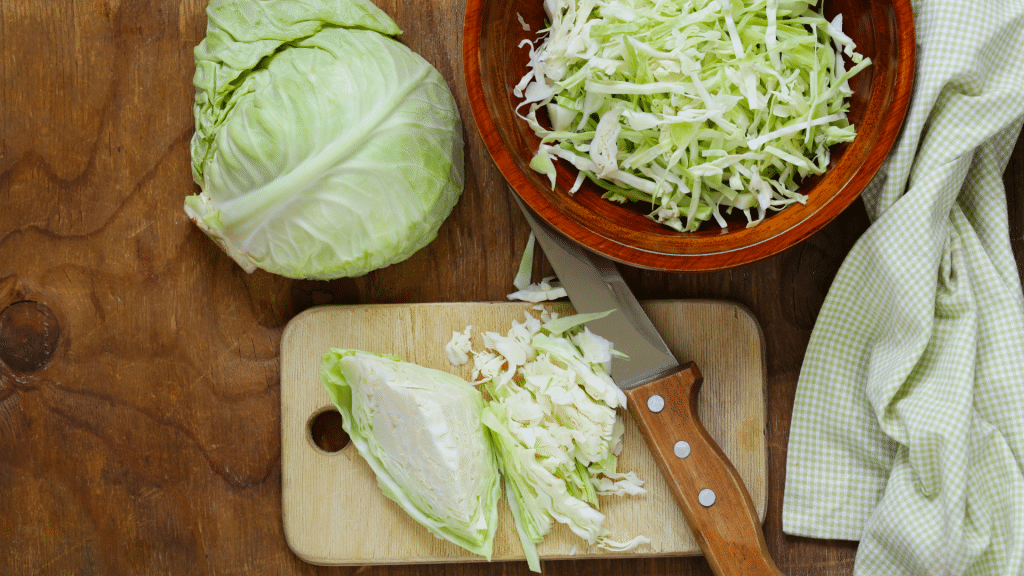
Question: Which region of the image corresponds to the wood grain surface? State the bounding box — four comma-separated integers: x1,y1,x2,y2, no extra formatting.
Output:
279,301,766,566
0,1,1022,576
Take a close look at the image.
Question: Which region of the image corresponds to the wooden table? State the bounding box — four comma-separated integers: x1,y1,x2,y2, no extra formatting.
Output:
1,1,1021,575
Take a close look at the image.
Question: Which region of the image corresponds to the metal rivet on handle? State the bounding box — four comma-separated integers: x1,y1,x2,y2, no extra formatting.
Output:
698,488,717,507
673,440,691,458
647,394,665,413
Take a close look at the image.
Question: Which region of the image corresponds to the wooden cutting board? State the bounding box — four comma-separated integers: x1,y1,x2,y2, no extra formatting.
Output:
280,300,767,567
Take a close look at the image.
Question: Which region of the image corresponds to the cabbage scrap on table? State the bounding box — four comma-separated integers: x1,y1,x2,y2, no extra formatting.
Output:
186,0,464,279
516,0,871,231
506,232,569,303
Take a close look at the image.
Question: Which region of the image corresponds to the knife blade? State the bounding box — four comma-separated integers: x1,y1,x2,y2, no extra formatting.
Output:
514,195,783,576
519,214,679,388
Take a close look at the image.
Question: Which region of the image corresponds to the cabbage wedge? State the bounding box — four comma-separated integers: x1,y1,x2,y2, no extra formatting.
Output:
320,349,500,558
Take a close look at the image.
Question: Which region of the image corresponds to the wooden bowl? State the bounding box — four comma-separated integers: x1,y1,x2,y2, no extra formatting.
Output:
464,0,915,271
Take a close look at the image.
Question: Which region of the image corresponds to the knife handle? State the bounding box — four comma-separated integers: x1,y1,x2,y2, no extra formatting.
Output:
625,362,783,576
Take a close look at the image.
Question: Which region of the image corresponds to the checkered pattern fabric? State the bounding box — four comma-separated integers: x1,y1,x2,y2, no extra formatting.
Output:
782,0,1024,574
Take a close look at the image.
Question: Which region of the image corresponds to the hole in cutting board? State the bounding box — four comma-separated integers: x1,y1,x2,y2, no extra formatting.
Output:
307,406,350,453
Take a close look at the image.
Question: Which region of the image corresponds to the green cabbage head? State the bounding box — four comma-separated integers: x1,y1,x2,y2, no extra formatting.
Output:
186,0,464,279
320,349,501,559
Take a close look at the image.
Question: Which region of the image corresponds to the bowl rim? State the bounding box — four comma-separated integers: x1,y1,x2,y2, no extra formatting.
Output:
463,0,917,271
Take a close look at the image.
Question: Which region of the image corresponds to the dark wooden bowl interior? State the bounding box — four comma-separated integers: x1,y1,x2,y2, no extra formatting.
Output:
464,0,915,270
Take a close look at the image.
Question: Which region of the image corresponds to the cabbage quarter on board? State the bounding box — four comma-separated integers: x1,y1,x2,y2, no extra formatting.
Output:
516,0,870,231
186,0,464,279
320,350,502,559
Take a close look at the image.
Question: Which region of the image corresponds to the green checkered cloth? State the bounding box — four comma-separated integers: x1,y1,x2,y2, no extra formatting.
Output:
782,0,1024,574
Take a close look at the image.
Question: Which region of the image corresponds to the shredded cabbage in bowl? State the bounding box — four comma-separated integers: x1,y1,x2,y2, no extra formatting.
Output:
515,0,871,231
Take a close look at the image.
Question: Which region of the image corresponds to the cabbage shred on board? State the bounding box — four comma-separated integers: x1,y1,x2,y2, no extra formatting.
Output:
453,308,649,571
186,0,464,279
516,0,871,231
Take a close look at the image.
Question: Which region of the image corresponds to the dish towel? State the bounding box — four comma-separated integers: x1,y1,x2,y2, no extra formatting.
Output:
782,0,1024,574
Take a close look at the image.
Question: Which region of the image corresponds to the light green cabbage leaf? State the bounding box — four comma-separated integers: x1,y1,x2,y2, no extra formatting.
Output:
320,349,500,559
186,0,464,279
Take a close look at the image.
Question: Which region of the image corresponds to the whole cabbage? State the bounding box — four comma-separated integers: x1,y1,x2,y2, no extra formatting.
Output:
186,0,464,279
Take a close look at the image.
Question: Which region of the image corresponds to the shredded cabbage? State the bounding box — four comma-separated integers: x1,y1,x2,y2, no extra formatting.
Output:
451,309,649,570
516,0,871,230
508,234,570,303
507,276,569,302
513,233,539,290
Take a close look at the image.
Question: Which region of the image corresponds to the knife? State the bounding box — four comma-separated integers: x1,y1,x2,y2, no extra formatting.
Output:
514,195,783,576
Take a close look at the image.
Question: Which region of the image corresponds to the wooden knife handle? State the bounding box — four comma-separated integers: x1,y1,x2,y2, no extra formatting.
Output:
625,362,783,576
